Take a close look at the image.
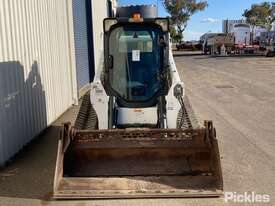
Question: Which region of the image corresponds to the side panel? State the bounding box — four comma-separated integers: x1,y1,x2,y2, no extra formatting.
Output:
166,51,185,129
90,82,109,129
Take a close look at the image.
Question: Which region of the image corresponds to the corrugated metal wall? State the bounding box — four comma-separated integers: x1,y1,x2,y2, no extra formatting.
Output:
0,0,77,166
72,0,91,91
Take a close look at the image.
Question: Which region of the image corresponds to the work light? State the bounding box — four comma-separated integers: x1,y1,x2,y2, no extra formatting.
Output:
104,19,118,32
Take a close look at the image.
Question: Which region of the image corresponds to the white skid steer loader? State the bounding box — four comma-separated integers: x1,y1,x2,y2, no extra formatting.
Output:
53,5,223,199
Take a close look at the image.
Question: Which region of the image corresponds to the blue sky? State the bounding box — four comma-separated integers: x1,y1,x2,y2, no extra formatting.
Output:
118,0,269,40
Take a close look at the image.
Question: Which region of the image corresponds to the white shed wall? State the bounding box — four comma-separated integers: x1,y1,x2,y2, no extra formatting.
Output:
0,0,77,166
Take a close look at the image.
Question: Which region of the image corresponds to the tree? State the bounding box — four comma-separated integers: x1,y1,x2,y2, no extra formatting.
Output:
163,0,208,42
243,2,275,31
170,26,183,43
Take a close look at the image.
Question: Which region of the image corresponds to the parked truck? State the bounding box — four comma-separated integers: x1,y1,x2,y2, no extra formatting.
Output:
232,23,264,54
233,23,251,45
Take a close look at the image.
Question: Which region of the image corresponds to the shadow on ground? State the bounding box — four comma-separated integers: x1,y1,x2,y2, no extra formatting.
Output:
0,126,60,200
0,60,54,200
173,52,203,57
192,55,267,60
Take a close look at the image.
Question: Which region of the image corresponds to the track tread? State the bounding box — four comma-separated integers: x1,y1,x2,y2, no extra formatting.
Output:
177,96,199,129
74,92,98,130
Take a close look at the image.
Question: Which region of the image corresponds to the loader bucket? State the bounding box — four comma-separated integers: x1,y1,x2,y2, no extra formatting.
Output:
53,121,223,199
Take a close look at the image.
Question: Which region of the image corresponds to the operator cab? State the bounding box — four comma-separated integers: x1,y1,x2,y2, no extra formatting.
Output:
103,8,170,108
103,5,170,128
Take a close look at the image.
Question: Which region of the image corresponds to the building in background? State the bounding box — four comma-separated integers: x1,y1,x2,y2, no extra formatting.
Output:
0,0,117,166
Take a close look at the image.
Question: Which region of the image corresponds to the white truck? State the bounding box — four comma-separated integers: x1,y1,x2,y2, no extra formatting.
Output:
233,23,251,45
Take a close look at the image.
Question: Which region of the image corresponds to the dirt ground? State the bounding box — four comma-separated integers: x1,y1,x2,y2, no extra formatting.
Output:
0,51,274,206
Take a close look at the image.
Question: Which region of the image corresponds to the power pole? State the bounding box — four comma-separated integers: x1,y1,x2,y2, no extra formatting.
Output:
156,0,159,16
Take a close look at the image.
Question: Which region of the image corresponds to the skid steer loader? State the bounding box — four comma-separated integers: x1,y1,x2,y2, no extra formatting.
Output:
53,5,223,199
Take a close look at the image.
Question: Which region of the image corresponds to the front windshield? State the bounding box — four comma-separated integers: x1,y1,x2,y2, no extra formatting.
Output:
108,25,163,102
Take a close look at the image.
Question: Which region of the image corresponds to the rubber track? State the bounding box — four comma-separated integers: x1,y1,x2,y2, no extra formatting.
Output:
177,96,199,129
74,92,98,130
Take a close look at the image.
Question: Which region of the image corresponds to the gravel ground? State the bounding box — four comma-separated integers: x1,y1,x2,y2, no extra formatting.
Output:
0,51,274,206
